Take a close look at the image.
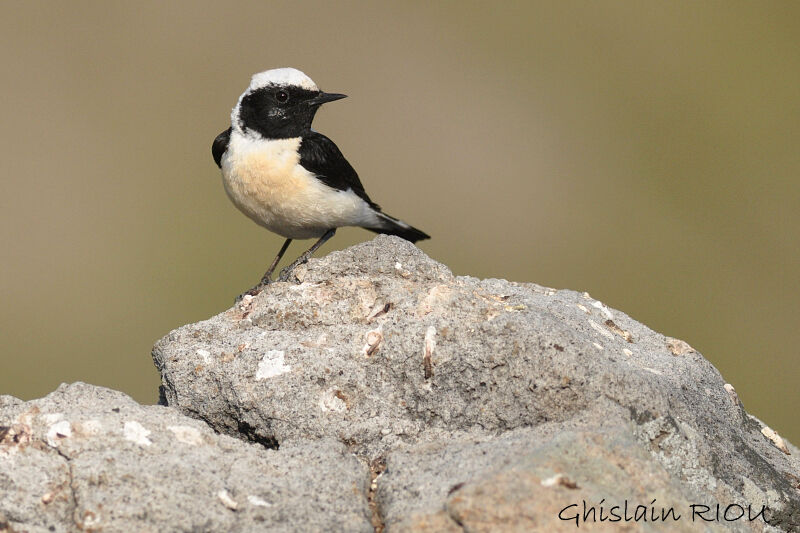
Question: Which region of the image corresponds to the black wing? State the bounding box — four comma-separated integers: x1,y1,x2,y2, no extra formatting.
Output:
298,132,379,209
212,128,232,168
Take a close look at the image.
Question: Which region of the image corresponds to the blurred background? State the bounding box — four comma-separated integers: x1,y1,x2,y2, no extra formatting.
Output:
1,2,798,442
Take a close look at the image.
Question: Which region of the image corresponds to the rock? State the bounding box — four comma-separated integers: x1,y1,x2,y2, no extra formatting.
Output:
379,426,775,532
153,235,800,531
0,383,372,533
3,236,797,531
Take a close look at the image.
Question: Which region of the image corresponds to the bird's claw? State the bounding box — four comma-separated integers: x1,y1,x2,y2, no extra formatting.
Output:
277,266,295,283
277,255,312,282
234,280,273,304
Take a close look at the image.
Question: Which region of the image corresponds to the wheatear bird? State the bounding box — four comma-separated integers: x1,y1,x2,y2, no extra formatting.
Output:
212,68,429,295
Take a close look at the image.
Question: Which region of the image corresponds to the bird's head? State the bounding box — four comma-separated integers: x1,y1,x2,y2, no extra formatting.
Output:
232,68,346,139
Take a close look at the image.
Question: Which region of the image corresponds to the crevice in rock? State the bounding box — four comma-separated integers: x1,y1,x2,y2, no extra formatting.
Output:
157,385,168,406
181,406,282,451
51,446,79,529
236,420,279,450
366,456,386,533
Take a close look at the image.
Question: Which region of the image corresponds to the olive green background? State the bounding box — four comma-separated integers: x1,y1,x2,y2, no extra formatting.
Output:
2,2,798,443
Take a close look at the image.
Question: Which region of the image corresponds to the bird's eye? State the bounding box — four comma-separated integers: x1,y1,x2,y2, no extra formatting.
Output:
275,90,289,103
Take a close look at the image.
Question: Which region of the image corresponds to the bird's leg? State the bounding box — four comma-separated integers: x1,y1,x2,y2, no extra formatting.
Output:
235,238,292,302
260,238,293,284
278,228,336,282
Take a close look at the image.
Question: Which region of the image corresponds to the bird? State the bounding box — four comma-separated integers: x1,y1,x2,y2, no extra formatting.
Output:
212,68,429,296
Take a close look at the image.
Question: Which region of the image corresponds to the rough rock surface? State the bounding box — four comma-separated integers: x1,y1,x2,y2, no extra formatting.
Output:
0,383,372,533
3,236,799,532
152,235,800,531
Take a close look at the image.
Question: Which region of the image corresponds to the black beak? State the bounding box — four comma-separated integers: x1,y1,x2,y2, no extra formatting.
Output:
310,92,347,106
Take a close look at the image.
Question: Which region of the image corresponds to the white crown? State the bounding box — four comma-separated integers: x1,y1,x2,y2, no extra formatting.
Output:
248,68,319,92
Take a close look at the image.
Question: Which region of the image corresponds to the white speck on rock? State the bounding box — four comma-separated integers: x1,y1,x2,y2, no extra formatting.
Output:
167,425,204,446
542,474,561,487
196,349,211,363
124,421,152,446
541,474,563,487
723,383,740,406
46,420,72,447
761,425,790,455
592,342,604,351
247,495,272,507
83,511,102,529
591,301,614,320
394,261,411,277
218,489,238,510
319,389,347,412
362,325,383,357
424,326,436,352
541,473,579,489
623,348,633,357
256,350,291,380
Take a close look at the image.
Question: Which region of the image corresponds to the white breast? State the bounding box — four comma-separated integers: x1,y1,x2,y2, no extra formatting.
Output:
220,131,379,239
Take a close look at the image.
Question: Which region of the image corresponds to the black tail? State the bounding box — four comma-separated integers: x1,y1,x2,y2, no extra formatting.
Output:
365,212,430,243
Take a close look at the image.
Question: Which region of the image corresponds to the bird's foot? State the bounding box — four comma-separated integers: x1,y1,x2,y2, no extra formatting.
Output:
277,265,298,283
277,256,309,282
275,228,335,282
234,280,272,304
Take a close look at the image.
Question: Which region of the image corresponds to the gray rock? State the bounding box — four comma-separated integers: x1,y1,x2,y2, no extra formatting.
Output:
0,383,372,533
379,426,783,532
153,235,800,531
